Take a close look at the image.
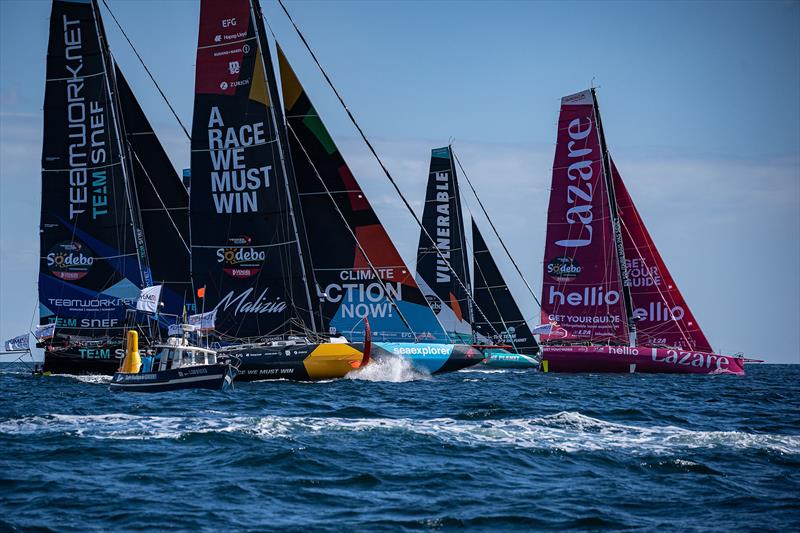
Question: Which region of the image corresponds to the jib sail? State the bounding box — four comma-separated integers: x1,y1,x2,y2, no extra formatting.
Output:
115,66,192,319
190,0,317,339
39,0,142,338
278,46,448,342
611,159,712,351
415,146,473,342
540,90,629,344
472,221,538,354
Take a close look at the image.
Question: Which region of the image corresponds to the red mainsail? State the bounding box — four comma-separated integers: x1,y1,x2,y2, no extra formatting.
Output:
540,90,629,344
611,160,713,352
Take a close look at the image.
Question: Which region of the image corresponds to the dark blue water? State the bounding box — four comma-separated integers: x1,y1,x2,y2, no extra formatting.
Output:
1,361,798,531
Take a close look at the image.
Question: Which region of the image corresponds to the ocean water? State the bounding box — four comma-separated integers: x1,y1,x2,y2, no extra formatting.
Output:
1,361,798,531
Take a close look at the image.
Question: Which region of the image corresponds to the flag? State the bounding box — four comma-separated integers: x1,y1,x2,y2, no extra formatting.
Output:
4,333,29,352
197,286,206,298
188,309,216,331
34,323,56,340
136,285,163,313
532,322,556,335
167,324,184,337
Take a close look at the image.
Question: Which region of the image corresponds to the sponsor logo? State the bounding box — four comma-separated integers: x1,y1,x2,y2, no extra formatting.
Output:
547,257,581,281
216,235,264,278
392,345,450,356
425,294,442,314
215,287,287,316
547,285,620,307
219,81,229,90
555,116,595,249
228,61,240,75
653,349,729,371
47,241,93,281
62,15,109,221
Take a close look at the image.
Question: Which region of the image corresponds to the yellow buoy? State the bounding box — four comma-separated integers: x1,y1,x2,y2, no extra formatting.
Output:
542,359,549,373
121,330,141,374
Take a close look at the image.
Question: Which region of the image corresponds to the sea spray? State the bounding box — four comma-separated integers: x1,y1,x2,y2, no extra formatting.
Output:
346,355,430,383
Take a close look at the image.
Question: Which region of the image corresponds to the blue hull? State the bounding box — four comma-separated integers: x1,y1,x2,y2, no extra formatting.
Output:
370,343,484,374
481,349,540,369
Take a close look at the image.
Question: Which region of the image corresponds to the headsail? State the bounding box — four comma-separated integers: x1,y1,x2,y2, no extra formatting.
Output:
115,66,191,319
190,0,317,339
472,221,538,354
415,146,473,342
611,160,713,351
39,0,142,338
540,90,629,344
277,47,448,342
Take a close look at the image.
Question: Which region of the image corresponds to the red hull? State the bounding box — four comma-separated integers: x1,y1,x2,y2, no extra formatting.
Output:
541,345,745,375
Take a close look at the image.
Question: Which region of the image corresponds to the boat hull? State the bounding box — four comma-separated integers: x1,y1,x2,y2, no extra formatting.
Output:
42,343,124,375
368,343,484,374
481,349,540,369
109,364,237,392
541,346,745,375
224,342,365,381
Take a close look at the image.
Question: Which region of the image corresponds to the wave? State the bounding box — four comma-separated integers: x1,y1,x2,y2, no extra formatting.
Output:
1,411,798,454
50,374,112,384
346,356,430,382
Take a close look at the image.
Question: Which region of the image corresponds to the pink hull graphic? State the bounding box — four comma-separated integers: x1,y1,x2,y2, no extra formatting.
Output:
541,346,745,375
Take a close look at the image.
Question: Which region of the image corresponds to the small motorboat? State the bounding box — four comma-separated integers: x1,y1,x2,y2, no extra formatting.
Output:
110,327,237,393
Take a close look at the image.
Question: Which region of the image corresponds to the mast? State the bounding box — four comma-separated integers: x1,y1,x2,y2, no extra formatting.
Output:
450,145,475,331
591,88,637,346
90,0,151,289
249,0,318,335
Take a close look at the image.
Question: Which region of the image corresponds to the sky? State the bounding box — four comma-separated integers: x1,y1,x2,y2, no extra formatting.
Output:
1,0,798,363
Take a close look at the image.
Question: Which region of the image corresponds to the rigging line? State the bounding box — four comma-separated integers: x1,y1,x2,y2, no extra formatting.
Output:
287,123,418,340
100,0,191,141
452,150,542,309
130,150,190,254
619,217,694,350
274,0,497,342
251,0,318,336
461,188,520,352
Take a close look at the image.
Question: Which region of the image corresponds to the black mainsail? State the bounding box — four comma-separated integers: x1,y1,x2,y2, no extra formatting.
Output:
115,66,191,318
472,221,538,354
190,0,318,340
415,146,473,342
40,0,194,372
40,0,142,339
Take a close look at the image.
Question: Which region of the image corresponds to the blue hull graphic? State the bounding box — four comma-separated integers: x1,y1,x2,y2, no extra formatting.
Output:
371,343,483,374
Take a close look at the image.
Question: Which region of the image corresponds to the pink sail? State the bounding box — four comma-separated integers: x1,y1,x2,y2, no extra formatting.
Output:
540,90,629,344
611,160,713,352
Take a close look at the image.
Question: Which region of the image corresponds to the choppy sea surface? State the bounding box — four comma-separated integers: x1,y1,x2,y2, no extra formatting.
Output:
1,360,798,531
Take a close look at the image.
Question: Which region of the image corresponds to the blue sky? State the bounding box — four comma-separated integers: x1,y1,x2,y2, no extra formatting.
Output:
1,0,798,363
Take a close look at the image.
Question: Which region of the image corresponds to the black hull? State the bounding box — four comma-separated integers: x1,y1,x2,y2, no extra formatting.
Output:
109,364,236,392
224,345,315,381
43,345,124,375
222,342,364,382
